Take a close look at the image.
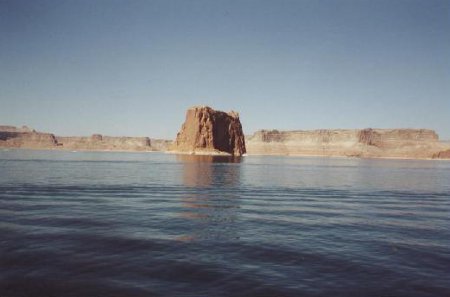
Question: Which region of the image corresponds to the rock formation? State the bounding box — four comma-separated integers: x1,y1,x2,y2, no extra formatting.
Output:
433,149,450,159
56,135,152,151
0,126,157,151
3,123,449,160
0,126,58,149
246,129,449,159
171,106,246,156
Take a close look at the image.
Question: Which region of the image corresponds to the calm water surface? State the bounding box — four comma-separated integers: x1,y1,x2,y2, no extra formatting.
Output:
1,150,449,297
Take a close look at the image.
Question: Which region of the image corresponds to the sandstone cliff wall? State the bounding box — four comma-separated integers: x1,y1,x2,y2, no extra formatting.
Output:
2,124,447,159
0,126,156,151
433,149,450,159
171,106,246,156
56,135,152,151
0,131,58,148
247,129,446,159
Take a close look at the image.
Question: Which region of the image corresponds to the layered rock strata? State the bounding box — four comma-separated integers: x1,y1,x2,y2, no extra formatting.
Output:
56,135,152,151
246,129,449,159
171,106,246,156
0,130,58,148
433,149,450,159
0,126,156,151
2,124,449,159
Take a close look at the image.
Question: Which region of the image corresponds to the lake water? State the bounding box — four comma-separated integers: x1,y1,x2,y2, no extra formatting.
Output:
1,150,449,297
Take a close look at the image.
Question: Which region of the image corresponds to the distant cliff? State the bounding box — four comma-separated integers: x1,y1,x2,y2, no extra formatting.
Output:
0,131,58,148
2,124,449,159
433,149,450,159
247,129,449,159
0,126,166,152
56,134,152,151
0,126,58,148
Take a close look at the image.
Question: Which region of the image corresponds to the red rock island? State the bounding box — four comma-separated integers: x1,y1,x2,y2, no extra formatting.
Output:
171,106,246,156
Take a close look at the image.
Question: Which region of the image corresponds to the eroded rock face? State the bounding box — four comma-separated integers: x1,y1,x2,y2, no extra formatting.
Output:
55,135,152,151
433,149,450,159
172,106,246,156
246,128,445,158
0,126,155,151
0,126,58,148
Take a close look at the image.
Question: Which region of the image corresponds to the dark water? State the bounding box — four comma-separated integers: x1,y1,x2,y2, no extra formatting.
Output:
1,150,449,297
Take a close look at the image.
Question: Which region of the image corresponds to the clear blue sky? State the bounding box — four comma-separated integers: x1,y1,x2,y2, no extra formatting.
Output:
1,0,449,139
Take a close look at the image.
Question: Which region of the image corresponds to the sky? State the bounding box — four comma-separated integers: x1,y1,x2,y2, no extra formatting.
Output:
1,0,449,139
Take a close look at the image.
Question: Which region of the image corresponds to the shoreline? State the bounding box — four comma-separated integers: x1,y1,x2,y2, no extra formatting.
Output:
2,147,449,161
242,152,449,161
0,147,159,154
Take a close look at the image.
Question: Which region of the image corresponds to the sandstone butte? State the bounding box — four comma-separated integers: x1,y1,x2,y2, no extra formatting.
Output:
170,106,246,156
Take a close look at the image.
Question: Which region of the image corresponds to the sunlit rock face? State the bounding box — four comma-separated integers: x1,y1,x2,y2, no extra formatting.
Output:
433,149,450,159
246,128,445,159
0,125,153,151
172,106,246,156
0,126,58,148
55,135,152,151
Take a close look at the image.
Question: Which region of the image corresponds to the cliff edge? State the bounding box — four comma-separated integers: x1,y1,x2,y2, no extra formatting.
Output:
0,126,157,151
433,149,450,159
56,134,152,151
246,129,449,159
0,126,58,148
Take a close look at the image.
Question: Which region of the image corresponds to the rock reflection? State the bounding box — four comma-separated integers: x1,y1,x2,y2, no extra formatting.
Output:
176,154,242,241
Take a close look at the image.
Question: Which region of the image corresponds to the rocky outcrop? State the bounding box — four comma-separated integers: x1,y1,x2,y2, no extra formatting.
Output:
0,126,158,151
3,123,448,160
247,129,447,159
171,106,246,156
56,135,152,151
357,128,439,148
0,126,58,149
0,131,58,148
433,149,450,159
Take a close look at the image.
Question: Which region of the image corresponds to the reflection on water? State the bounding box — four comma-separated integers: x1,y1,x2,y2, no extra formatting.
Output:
176,154,243,163
177,155,242,241
177,154,242,187
1,151,450,297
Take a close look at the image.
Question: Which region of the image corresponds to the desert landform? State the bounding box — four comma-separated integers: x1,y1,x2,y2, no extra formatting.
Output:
1,106,449,159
